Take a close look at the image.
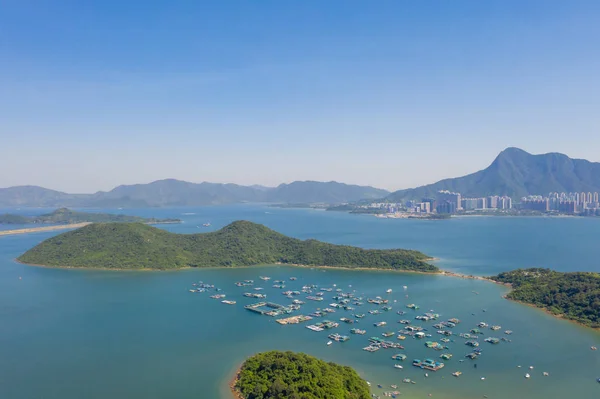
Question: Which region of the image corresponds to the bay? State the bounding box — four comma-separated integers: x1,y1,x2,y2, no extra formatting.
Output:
0,205,599,399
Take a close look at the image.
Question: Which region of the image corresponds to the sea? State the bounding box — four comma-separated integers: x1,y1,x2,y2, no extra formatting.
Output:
0,205,599,399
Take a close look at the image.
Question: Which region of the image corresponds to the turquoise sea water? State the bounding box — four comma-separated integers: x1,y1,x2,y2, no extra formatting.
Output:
0,205,599,399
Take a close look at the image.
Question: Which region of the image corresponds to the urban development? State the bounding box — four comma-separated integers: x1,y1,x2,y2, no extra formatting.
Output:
360,190,600,218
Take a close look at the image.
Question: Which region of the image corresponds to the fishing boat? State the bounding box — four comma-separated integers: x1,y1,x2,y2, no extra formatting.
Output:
350,328,366,335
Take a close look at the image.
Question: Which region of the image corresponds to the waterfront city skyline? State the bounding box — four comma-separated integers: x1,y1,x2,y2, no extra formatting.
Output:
2,1,600,192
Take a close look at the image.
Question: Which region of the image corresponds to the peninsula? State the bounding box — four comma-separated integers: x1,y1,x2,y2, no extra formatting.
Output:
0,208,180,225
232,351,370,399
490,268,600,328
17,220,437,272
0,222,91,237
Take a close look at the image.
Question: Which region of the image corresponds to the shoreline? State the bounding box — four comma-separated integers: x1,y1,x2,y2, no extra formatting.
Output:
0,222,91,237
503,295,600,332
228,366,243,399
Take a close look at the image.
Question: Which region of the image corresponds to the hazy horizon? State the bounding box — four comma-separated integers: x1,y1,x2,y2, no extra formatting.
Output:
2,1,599,192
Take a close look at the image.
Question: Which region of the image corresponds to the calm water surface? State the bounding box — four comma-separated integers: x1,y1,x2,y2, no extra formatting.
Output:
0,205,599,399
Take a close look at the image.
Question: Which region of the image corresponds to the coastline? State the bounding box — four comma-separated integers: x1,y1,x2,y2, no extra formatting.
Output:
228,366,243,399
0,222,91,237
0,220,181,238
502,295,600,332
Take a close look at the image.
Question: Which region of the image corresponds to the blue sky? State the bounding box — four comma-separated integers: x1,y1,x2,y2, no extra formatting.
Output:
1,1,599,193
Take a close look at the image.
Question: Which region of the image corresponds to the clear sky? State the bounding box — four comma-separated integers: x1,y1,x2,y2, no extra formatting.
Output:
1,1,599,193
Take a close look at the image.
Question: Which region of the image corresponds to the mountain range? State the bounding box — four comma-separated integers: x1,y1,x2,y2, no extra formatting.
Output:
0,180,389,208
386,148,600,201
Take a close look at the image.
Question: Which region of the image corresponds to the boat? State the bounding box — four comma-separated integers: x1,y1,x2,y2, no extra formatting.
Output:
452,371,462,377
392,354,407,361
543,372,549,376
221,300,236,305
374,321,387,327
412,358,445,371
350,328,366,335
525,373,530,379
327,341,332,346
394,364,403,369
386,289,393,293
591,346,597,350
202,222,211,227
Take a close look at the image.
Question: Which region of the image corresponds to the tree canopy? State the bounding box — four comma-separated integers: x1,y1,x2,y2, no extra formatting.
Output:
234,351,370,399
18,220,436,272
490,268,600,328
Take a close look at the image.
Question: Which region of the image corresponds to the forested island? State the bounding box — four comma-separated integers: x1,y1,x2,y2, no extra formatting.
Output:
0,208,180,225
232,351,370,399
17,220,437,272
490,268,600,328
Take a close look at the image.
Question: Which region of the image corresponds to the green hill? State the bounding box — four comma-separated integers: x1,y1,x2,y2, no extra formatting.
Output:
0,208,180,225
490,268,600,328
387,148,600,200
234,351,370,399
17,220,436,272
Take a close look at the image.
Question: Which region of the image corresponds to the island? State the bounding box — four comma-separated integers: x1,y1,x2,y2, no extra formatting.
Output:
490,268,600,328
0,208,180,225
17,220,437,272
232,351,370,399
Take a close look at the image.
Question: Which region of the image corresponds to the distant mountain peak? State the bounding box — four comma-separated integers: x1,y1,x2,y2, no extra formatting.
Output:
387,149,600,200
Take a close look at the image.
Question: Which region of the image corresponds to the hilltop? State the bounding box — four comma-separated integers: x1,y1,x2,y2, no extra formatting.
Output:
233,351,370,399
17,221,436,272
0,208,180,225
387,148,600,200
0,180,389,207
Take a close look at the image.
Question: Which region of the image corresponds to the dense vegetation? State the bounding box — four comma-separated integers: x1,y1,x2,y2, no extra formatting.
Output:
0,208,179,225
490,268,600,328
234,351,370,399
387,147,600,200
17,220,437,272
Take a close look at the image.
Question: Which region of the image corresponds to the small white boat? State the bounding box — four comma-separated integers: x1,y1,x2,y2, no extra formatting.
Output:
525,373,531,379
543,372,549,376
386,289,392,293
327,341,333,346
394,364,403,369
529,366,534,370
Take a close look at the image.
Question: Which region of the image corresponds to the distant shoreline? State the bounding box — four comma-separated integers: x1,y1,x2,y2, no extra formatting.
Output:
0,223,91,237
0,220,180,238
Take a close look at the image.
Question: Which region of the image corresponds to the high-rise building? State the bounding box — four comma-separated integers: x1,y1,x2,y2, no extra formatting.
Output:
436,200,457,214
437,190,462,212
580,192,587,205
487,196,498,209
587,192,593,203
594,192,599,203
